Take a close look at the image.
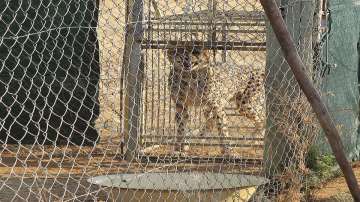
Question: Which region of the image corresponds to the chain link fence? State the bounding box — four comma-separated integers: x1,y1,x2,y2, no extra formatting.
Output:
0,0,350,201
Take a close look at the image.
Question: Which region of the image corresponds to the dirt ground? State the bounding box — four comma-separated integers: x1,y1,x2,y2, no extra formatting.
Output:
311,162,360,202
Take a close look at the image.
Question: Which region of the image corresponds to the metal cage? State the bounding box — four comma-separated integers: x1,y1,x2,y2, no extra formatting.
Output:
122,0,267,164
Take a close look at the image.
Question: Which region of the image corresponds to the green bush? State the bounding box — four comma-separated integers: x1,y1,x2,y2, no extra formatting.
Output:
306,146,336,179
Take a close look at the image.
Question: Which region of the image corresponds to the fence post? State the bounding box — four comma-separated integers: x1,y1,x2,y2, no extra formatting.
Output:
260,0,360,200
123,0,144,161
263,0,315,188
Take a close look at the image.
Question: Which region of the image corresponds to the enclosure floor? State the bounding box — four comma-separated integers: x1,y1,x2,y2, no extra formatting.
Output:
0,124,264,201
0,142,262,200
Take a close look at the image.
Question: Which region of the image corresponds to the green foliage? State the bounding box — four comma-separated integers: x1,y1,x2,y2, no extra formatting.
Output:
306,146,337,179
304,147,342,201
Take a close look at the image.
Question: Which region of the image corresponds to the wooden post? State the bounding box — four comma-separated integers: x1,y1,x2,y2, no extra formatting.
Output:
260,0,360,200
264,0,315,178
123,0,144,161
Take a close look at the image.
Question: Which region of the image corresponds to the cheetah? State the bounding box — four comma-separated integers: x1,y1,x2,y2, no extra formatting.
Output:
166,46,264,155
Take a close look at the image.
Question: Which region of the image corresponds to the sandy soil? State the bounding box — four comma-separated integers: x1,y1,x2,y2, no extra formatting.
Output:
311,162,360,201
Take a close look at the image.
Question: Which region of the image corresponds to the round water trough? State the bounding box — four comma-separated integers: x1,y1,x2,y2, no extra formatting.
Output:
88,172,268,202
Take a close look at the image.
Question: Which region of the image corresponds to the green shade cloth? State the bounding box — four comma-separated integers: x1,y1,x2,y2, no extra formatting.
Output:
0,0,100,145
316,0,360,159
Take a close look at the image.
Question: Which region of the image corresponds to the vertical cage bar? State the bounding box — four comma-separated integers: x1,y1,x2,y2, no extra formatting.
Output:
207,0,217,61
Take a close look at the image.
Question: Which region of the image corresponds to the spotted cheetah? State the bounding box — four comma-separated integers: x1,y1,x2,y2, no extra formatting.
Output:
166,46,264,154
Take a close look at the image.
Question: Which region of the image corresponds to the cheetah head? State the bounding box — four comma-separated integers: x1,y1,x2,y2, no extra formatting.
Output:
166,46,209,71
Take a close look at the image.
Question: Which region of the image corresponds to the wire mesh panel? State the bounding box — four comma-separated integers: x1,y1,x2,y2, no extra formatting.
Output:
138,0,266,162
0,0,100,145
0,0,331,201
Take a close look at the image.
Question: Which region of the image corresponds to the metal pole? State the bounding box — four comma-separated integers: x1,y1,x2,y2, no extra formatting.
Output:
207,0,217,61
260,0,360,200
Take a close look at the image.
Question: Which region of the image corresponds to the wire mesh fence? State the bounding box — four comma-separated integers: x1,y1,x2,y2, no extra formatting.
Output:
0,0,347,201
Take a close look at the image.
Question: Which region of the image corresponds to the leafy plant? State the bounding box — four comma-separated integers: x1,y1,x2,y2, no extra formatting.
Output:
306,146,336,180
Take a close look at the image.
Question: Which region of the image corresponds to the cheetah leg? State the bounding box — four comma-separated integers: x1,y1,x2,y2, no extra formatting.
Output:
213,105,232,155
174,102,189,154
199,106,216,137
236,74,264,128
